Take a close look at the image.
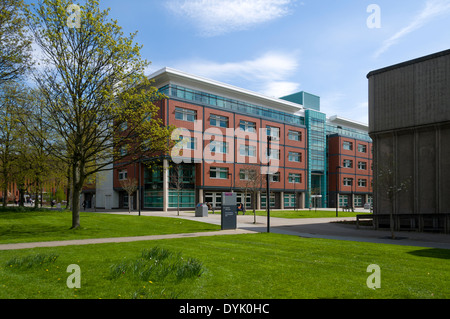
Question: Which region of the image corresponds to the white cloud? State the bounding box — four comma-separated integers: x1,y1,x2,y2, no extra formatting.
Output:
166,0,296,36
172,51,301,98
374,0,450,58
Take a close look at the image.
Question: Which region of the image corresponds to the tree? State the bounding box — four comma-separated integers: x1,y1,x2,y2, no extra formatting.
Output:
375,157,411,239
0,0,32,85
25,0,172,228
119,177,137,214
0,83,27,207
237,165,266,224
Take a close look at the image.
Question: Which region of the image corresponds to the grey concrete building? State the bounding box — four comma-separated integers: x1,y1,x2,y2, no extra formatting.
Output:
367,49,450,233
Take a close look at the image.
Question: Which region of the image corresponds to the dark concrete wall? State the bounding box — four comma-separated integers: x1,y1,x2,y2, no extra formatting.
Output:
368,50,450,216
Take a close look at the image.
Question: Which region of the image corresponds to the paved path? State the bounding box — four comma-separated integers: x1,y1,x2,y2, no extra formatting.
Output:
1,209,450,250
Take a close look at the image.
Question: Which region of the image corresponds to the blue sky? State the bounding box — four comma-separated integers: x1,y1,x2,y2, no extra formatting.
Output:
36,0,450,124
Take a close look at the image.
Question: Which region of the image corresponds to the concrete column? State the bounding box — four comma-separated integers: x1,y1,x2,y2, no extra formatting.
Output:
280,191,284,210
300,192,306,209
163,159,169,212
198,188,204,204
257,191,261,210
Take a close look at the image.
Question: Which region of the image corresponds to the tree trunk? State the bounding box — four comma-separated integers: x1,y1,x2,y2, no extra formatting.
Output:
70,161,83,229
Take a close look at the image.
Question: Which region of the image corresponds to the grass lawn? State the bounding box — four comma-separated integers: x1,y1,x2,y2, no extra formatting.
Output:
0,207,220,244
0,234,449,299
0,208,449,299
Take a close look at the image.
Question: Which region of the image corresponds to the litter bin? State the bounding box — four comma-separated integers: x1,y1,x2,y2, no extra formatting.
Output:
195,203,208,217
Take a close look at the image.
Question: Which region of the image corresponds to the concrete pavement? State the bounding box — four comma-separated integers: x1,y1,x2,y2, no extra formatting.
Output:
106,209,450,249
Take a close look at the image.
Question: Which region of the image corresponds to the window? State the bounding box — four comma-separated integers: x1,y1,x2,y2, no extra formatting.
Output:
343,159,353,168
284,194,296,208
358,144,367,153
210,114,228,128
288,151,302,162
343,178,353,186
269,149,280,160
179,136,196,150
288,130,302,141
118,170,127,180
119,122,127,132
119,146,127,156
239,169,256,180
358,179,367,187
358,161,367,170
239,120,256,133
270,172,280,182
288,173,302,183
267,126,280,139
210,167,229,179
343,141,353,151
175,107,196,122
240,145,256,157
210,140,228,154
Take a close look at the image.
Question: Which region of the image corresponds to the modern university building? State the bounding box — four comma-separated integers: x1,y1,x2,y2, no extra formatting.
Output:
84,67,373,211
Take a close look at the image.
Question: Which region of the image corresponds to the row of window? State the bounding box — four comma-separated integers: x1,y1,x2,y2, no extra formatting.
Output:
342,159,371,170
178,136,303,162
342,177,369,187
342,141,370,153
175,107,303,141
210,167,303,183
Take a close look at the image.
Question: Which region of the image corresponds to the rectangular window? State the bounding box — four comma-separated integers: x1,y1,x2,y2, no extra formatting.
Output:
288,130,302,141
343,141,353,151
358,179,367,187
288,151,302,162
239,120,256,133
358,144,367,153
119,146,127,156
239,169,256,181
269,149,280,160
175,107,196,122
118,170,127,180
240,145,256,157
210,114,228,128
343,159,353,168
270,172,280,182
343,178,353,186
210,167,229,179
358,161,367,170
210,140,228,154
288,173,302,183
267,126,280,139
179,136,196,150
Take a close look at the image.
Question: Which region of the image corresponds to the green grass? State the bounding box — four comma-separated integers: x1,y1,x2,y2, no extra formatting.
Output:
0,234,449,299
0,207,448,299
0,208,220,244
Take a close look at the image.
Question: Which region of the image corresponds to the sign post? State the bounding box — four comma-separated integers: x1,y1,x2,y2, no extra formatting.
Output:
221,192,237,230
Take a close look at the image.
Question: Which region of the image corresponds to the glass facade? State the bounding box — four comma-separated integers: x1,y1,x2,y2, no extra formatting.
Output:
159,84,305,126
143,163,196,209
305,109,327,208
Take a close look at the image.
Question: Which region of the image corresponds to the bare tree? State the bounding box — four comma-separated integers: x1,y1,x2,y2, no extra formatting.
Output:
375,157,411,239
237,164,266,224
120,178,138,214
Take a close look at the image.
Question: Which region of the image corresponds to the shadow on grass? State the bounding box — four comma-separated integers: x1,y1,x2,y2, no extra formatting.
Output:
407,248,450,260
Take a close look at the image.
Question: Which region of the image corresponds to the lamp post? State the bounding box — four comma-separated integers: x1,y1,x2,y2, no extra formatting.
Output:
336,166,341,217
267,136,272,233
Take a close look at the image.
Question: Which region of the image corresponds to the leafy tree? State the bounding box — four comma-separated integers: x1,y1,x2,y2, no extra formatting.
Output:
0,0,32,85
25,0,172,228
